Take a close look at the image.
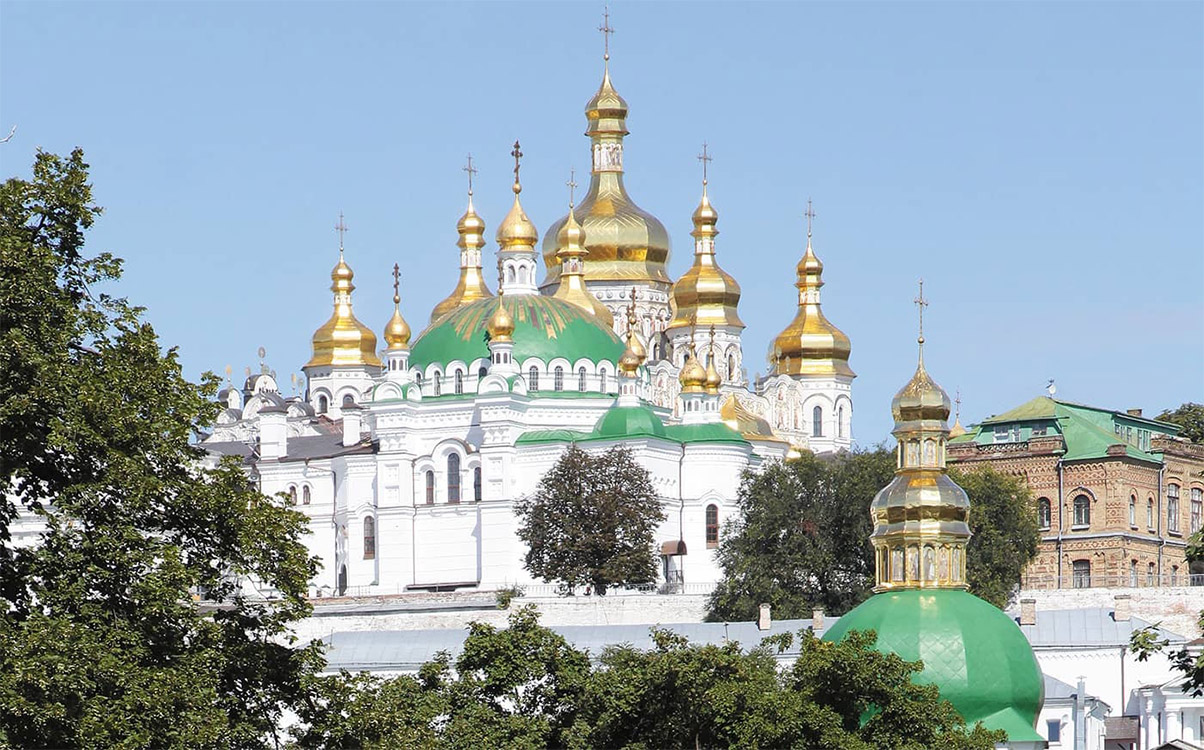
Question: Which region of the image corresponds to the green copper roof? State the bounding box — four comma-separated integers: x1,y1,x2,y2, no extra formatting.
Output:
663,423,749,445
592,405,668,439
410,295,624,370
823,589,1044,742
959,396,1176,463
516,428,590,445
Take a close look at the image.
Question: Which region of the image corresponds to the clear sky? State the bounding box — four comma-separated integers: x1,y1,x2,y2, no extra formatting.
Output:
3,1,1201,445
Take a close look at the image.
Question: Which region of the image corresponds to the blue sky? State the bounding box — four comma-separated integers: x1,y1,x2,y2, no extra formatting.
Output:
3,1,1201,444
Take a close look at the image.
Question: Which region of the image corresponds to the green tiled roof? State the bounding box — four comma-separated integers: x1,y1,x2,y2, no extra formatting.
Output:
823,589,1044,742
515,406,749,447
962,396,1174,464
591,405,668,439
410,296,624,370
663,423,749,445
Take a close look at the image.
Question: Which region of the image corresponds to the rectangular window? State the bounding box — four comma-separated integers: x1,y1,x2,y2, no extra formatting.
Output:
1047,719,1061,743
1168,484,1181,534
1072,560,1091,588
993,425,1010,443
1032,423,1047,437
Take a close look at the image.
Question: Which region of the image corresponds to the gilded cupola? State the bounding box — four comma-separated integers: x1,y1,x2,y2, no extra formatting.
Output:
540,56,672,292
769,201,854,378
704,327,722,395
497,141,541,296
678,335,707,394
668,149,744,332
553,178,615,327
383,263,412,350
617,294,646,376
870,283,970,592
306,220,381,369
431,159,494,323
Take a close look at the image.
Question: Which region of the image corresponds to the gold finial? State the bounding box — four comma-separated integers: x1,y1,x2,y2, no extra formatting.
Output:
567,167,577,208
954,388,961,421
224,364,232,384
392,263,401,305
463,153,477,196
705,325,722,393
627,287,638,328
914,278,928,348
599,5,614,62
384,262,412,349
804,198,815,240
698,142,712,187
511,140,523,194
335,211,349,253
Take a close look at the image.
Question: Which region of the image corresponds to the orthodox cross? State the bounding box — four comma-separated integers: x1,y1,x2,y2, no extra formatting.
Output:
698,142,711,185
599,6,614,61
567,168,577,207
334,211,349,252
511,141,523,188
708,324,717,355
463,154,477,195
954,388,962,422
805,198,816,238
914,278,928,344
392,263,401,303
627,286,638,327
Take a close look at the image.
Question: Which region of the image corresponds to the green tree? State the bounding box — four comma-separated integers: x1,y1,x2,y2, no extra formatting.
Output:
706,449,894,622
0,150,320,747
516,444,665,595
951,466,1041,608
1157,402,1204,443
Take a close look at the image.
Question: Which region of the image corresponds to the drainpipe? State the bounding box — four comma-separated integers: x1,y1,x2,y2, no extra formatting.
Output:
1158,465,1166,582
1057,458,1065,588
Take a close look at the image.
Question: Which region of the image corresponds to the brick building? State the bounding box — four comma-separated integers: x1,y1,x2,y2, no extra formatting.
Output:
948,396,1204,589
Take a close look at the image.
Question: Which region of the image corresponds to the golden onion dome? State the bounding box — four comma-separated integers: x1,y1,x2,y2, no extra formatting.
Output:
704,355,722,394
384,267,412,350
552,206,615,327
497,184,538,249
432,192,494,323
486,301,515,343
770,231,854,378
306,252,381,369
618,337,644,376
891,341,952,425
556,204,586,248
679,353,707,393
540,66,671,291
720,394,789,446
668,185,744,331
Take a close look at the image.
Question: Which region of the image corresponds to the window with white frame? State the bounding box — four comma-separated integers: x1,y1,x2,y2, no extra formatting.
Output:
554,366,564,392
1192,488,1202,534
1072,494,1090,527
528,367,539,391
1168,484,1181,533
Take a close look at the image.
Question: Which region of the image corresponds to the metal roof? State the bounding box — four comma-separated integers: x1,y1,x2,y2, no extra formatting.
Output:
1013,607,1186,648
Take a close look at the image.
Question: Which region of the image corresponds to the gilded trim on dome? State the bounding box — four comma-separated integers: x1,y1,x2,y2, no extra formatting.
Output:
306,249,381,369
769,219,853,378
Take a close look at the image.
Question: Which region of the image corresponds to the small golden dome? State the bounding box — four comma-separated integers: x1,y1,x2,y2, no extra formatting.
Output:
552,206,615,327
457,194,486,235
618,339,644,376
704,355,722,394
691,188,718,236
384,270,411,349
331,255,355,288
497,186,538,249
669,185,743,332
770,232,854,378
556,205,586,249
585,67,629,137
949,418,967,438
306,252,381,369
679,352,707,393
432,192,494,323
891,343,952,424
486,301,515,343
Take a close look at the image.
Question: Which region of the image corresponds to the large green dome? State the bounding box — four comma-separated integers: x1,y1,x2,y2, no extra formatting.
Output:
410,295,624,370
822,589,1044,742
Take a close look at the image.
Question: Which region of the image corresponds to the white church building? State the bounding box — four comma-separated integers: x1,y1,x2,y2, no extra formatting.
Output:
200,55,857,597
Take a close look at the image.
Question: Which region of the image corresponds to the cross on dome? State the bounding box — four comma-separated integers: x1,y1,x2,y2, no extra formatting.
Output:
805,198,815,239
334,211,349,252
462,154,477,195
698,142,712,185
914,278,928,345
567,167,577,208
510,140,523,193
599,5,614,62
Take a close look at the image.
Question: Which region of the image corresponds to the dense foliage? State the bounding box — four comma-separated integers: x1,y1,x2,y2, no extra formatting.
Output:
297,606,1005,749
0,150,320,748
708,450,1041,621
1157,402,1204,443
706,449,892,621
951,465,1041,607
516,444,665,595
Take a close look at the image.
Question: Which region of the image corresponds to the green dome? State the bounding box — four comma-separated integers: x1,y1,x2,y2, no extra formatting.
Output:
410,295,624,370
591,405,667,439
822,589,1044,742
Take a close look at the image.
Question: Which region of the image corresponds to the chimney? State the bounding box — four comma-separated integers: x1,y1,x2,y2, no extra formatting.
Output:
258,406,288,459
1019,598,1037,626
1114,594,1131,622
342,403,363,447
758,603,771,631
812,608,825,633
1126,408,1143,417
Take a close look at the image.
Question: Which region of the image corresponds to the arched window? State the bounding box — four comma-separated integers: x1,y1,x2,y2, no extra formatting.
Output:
1172,565,1180,586
1168,483,1181,533
705,504,719,548
478,366,487,379
342,393,355,407
415,372,423,387
302,485,311,505
288,486,297,505
447,454,461,504
554,366,564,392
1072,559,1091,588
363,516,376,560
474,466,482,502
578,367,587,392
1147,562,1156,586
425,470,435,505
728,355,736,381
812,406,823,437
1148,498,1155,529
1130,559,1138,587
317,395,329,414
528,367,539,392
599,369,608,393
837,406,845,438
454,370,463,395
1073,494,1091,527
432,371,442,397
1192,488,1203,533
1129,494,1137,527
1037,498,1051,530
